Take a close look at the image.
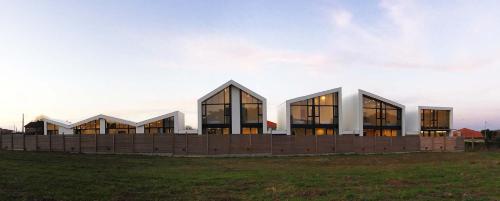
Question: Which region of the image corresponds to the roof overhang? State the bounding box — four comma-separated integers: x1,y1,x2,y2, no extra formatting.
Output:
43,118,72,128
359,89,405,109
286,87,342,105
197,80,266,104
71,114,136,127
136,111,178,126
418,106,453,111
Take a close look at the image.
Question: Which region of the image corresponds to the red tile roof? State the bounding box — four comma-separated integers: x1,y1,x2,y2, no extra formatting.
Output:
267,121,277,129
454,128,483,139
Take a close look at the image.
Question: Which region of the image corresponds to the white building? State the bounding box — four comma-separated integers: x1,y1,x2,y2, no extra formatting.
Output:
35,111,185,135
406,106,453,136
342,89,405,136
136,111,185,134
197,80,267,134
41,117,74,135
277,88,342,135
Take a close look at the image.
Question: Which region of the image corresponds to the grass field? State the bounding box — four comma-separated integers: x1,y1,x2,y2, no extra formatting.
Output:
0,151,498,201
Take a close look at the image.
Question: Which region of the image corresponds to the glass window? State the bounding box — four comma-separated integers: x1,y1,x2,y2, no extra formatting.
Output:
74,120,100,135
206,105,225,124
144,117,175,134
47,123,59,135
291,106,307,124
202,87,231,134
240,90,263,133
106,121,136,134
362,95,402,136
289,92,339,135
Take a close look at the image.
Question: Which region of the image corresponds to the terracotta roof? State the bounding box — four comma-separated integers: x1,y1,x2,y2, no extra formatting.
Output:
454,128,483,139
267,121,277,129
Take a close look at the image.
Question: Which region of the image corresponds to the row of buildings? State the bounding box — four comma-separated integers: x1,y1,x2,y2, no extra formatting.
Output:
26,80,453,137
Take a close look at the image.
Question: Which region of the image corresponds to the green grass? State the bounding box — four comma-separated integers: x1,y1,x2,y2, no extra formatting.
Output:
0,151,498,201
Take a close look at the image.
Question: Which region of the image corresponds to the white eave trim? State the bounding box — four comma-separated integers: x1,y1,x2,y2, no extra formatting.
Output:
418,106,453,111
197,80,266,104
43,118,72,128
71,114,137,127
359,89,405,109
136,111,178,126
285,87,342,105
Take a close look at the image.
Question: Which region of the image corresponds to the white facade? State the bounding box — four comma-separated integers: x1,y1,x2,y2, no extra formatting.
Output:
197,80,267,134
40,112,186,135
406,106,453,135
136,111,185,134
341,89,406,136
42,118,73,135
277,88,342,135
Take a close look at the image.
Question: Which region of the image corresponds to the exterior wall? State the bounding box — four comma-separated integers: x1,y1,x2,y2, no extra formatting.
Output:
341,91,359,135
174,112,185,133
277,102,286,131
231,86,241,134
58,127,74,135
136,126,145,134
99,118,106,134
405,106,420,135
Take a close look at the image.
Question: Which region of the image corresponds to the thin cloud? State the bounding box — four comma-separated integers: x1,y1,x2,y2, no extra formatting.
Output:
327,0,500,71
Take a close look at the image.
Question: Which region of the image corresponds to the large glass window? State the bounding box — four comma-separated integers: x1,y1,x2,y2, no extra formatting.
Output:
202,87,231,134
106,121,136,134
144,117,175,134
47,123,59,135
241,91,263,134
362,95,402,136
420,109,450,136
290,93,339,135
74,120,100,134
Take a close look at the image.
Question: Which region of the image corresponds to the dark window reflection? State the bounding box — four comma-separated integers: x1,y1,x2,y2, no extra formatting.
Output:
290,93,339,135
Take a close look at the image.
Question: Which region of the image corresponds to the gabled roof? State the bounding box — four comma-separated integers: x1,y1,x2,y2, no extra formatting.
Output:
71,114,136,127
359,89,405,109
286,88,341,105
44,118,72,128
198,80,266,103
136,111,178,126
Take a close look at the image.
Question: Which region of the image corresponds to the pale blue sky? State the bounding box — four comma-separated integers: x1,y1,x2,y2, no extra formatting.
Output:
1,0,500,130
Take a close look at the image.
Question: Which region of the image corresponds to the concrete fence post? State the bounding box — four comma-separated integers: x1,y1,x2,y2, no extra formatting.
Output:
228,134,232,155
95,134,98,153
270,134,273,155
112,134,116,153
62,134,66,152
249,134,252,151
11,133,14,151
49,134,52,152
334,134,337,153
78,134,82,153
443,135,447,152
315,134,318,154
0,134,3,150
132,134,135,153
152,134,155,154
206,134,209,155
35,135,39,151
172,134,176,156
23,134,26,151
185,133,188,155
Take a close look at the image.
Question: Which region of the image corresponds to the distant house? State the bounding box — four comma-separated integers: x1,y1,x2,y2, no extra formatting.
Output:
24,121,44,135
453,128,483,139
0,128,13,134
267,121,277,133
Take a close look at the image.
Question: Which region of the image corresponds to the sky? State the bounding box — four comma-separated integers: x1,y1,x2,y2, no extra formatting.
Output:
1,0,500,131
